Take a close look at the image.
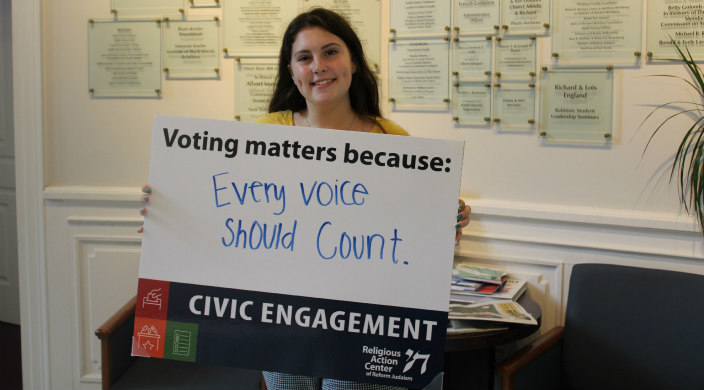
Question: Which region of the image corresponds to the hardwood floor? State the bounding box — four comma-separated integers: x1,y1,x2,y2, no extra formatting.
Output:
0,322,22,390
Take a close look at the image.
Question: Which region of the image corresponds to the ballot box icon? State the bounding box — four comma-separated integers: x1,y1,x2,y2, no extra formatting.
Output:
137,325,161,352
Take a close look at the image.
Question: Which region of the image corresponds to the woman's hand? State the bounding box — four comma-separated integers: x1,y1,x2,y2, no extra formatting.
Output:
455,199,471,244
137,184,152,233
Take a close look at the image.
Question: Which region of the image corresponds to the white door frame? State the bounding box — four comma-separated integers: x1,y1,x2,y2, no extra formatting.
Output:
12,0,49,388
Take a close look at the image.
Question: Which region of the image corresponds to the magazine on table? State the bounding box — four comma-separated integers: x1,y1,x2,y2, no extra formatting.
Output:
452,263,507,285
448,300,537,325
451,275,483,289
451,279,527,301
446,319,509,335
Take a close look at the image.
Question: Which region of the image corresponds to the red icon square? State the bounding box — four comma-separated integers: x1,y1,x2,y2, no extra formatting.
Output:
132,317,166,358
136,278,170,320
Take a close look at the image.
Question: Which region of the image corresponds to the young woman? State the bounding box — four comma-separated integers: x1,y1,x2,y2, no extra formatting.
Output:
140,8,470,390
255,8,404,136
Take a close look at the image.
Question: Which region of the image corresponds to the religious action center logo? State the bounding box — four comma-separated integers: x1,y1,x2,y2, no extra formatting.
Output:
362,345,431,382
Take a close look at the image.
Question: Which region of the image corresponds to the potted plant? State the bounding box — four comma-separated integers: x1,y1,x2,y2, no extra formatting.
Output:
642,41,704,234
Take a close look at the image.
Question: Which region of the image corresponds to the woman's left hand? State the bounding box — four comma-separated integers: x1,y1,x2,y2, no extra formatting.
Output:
455,199,471,244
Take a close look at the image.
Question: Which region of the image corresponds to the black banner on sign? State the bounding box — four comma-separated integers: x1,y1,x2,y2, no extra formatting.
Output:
163,281,447,388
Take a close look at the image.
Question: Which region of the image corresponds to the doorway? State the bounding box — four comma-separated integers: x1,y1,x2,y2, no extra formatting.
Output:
0,0,19,327
0,0,22,388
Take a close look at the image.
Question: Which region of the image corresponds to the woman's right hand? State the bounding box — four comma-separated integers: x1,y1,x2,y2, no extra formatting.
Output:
137,184,152,233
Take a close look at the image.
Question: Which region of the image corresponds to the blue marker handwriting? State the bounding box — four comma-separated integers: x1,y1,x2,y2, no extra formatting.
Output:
299,180,368,206
211,173,407,264
316,222,406,264
221,218,297,251
211,173,371,215
212,172,286,216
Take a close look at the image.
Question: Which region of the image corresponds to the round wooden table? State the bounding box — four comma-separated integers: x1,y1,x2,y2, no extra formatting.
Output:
442,295,542,390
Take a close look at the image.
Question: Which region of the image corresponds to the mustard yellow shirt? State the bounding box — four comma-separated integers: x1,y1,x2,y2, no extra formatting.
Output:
255,111,409,136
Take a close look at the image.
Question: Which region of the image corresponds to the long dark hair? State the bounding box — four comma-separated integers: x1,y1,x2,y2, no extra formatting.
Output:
268,8,381,119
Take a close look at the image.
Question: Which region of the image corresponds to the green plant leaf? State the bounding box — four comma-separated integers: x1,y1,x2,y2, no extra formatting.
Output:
641,38,704,234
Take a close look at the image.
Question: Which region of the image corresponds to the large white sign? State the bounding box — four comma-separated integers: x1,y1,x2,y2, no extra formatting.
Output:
133,115,465,388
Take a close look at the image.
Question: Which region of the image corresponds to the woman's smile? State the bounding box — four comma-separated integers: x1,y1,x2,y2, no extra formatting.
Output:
312,78,336,87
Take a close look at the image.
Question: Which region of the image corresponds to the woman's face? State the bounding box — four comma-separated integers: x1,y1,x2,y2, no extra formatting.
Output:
289,26,356,109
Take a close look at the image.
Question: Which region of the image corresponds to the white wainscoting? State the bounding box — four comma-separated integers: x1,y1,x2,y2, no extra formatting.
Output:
41,187,704,388
44,187,143,390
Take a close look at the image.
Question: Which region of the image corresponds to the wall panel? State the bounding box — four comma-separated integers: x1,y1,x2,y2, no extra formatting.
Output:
45,192,143,389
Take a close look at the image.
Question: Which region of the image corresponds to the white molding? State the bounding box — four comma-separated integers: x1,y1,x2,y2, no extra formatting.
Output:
12,0,49,388
44,186,142,202
461,229,703,261
67,216,144,225
467,198,698,232
459,198,704,262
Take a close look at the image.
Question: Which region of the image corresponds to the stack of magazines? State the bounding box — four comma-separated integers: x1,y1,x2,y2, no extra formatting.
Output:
448,263,536,330
451,263,527,304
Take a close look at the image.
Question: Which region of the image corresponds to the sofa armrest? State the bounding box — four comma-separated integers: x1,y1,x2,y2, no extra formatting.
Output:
495,326,564,390
95,296,138,390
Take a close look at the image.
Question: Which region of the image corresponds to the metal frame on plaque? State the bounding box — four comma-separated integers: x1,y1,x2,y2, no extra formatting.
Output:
234,59,278,122
303,0,381,73
551,0,642,65
88,19,162,97
222,0,300,57
189,0,219,7
495,36,536,81
493,82,536,130
646,0,704,60
452,37,493,82
500,0,550,35
453,0,500,36
162,18,220,79
111,0,187,18
452,81,492,126
539,66,614,143
390,0,451,38
389,38,451,111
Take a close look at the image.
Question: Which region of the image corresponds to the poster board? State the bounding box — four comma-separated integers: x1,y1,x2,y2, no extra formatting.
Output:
132,116,465,388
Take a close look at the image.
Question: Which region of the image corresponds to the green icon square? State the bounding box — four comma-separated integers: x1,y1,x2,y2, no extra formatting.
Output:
164,321,198,362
